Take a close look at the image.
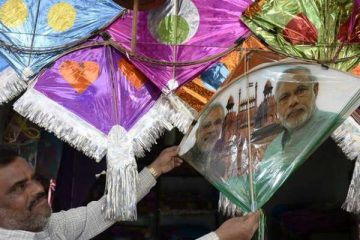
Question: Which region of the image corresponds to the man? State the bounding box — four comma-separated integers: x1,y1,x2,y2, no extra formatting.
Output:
180,103,225,175
0,145,259,240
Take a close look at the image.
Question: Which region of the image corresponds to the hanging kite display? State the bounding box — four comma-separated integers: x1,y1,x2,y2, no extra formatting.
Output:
106,0,252,92
13,41,192,221
2,0,359,231
241,0,360,71
178,61,360,217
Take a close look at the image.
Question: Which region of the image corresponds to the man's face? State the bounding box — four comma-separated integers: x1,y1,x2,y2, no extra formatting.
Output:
0,157,51,232
196,106,224,152
276,73,318,130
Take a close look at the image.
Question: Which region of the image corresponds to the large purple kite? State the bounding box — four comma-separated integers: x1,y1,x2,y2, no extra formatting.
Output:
107,0,252,92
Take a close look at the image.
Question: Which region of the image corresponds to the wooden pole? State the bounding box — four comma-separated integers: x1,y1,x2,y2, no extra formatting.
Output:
131,0,139,54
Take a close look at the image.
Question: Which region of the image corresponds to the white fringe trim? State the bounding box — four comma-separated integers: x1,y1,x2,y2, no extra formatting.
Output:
0,67,26,104
342,157,360,213
218,193,243,217
332,117,360,160
166,93,196,133
332,116,360,213
129,94,174,157
13,89,196,162
13,88,108,161
129,93,195,157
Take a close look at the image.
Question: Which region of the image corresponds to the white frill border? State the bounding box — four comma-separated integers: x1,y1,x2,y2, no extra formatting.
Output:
13,88,108,161
0,67,26,104
129,93,195,157
332,116,360,213
166,92,196,133
14,90,196,160
218,193,243,216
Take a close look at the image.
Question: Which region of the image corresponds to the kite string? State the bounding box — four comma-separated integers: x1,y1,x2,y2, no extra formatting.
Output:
111,40,241,67
244,50,265,240
107,45,120,125
245,50,256,211
27,0,42,67
171,0,179,84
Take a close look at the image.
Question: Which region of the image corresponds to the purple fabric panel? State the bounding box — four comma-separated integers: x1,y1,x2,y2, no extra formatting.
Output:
34,46,116,134
109,47,162,130
108,12,174,62
34,45,161,134
109,0,251,60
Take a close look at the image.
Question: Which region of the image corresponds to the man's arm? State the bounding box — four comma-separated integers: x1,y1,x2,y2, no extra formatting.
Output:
46,167,156,240
46,146,181,240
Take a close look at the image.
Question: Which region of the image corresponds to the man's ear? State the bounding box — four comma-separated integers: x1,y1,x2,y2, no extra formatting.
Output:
313,83,319,96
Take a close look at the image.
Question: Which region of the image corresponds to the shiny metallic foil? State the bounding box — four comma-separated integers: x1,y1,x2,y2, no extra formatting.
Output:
242,0,360,71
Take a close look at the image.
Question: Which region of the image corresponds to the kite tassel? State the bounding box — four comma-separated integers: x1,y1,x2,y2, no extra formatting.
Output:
104,125,138,221
331,117,360,161
331,116,360,213
342,156,360,213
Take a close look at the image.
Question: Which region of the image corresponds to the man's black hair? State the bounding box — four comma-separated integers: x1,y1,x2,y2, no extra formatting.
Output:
0,145,20,167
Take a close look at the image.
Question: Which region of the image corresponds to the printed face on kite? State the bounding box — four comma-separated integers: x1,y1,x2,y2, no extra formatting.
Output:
275,68,319,130
195,105,225,153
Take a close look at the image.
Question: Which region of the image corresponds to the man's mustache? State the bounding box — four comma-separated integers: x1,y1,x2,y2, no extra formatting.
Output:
286,107,305,118
204,133,219,142
28,192,47,211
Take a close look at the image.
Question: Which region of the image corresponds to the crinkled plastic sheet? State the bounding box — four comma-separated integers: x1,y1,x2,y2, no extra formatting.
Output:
179,61,360,215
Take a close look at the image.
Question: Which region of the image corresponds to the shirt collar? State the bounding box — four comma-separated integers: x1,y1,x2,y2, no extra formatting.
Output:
0,227,49,240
